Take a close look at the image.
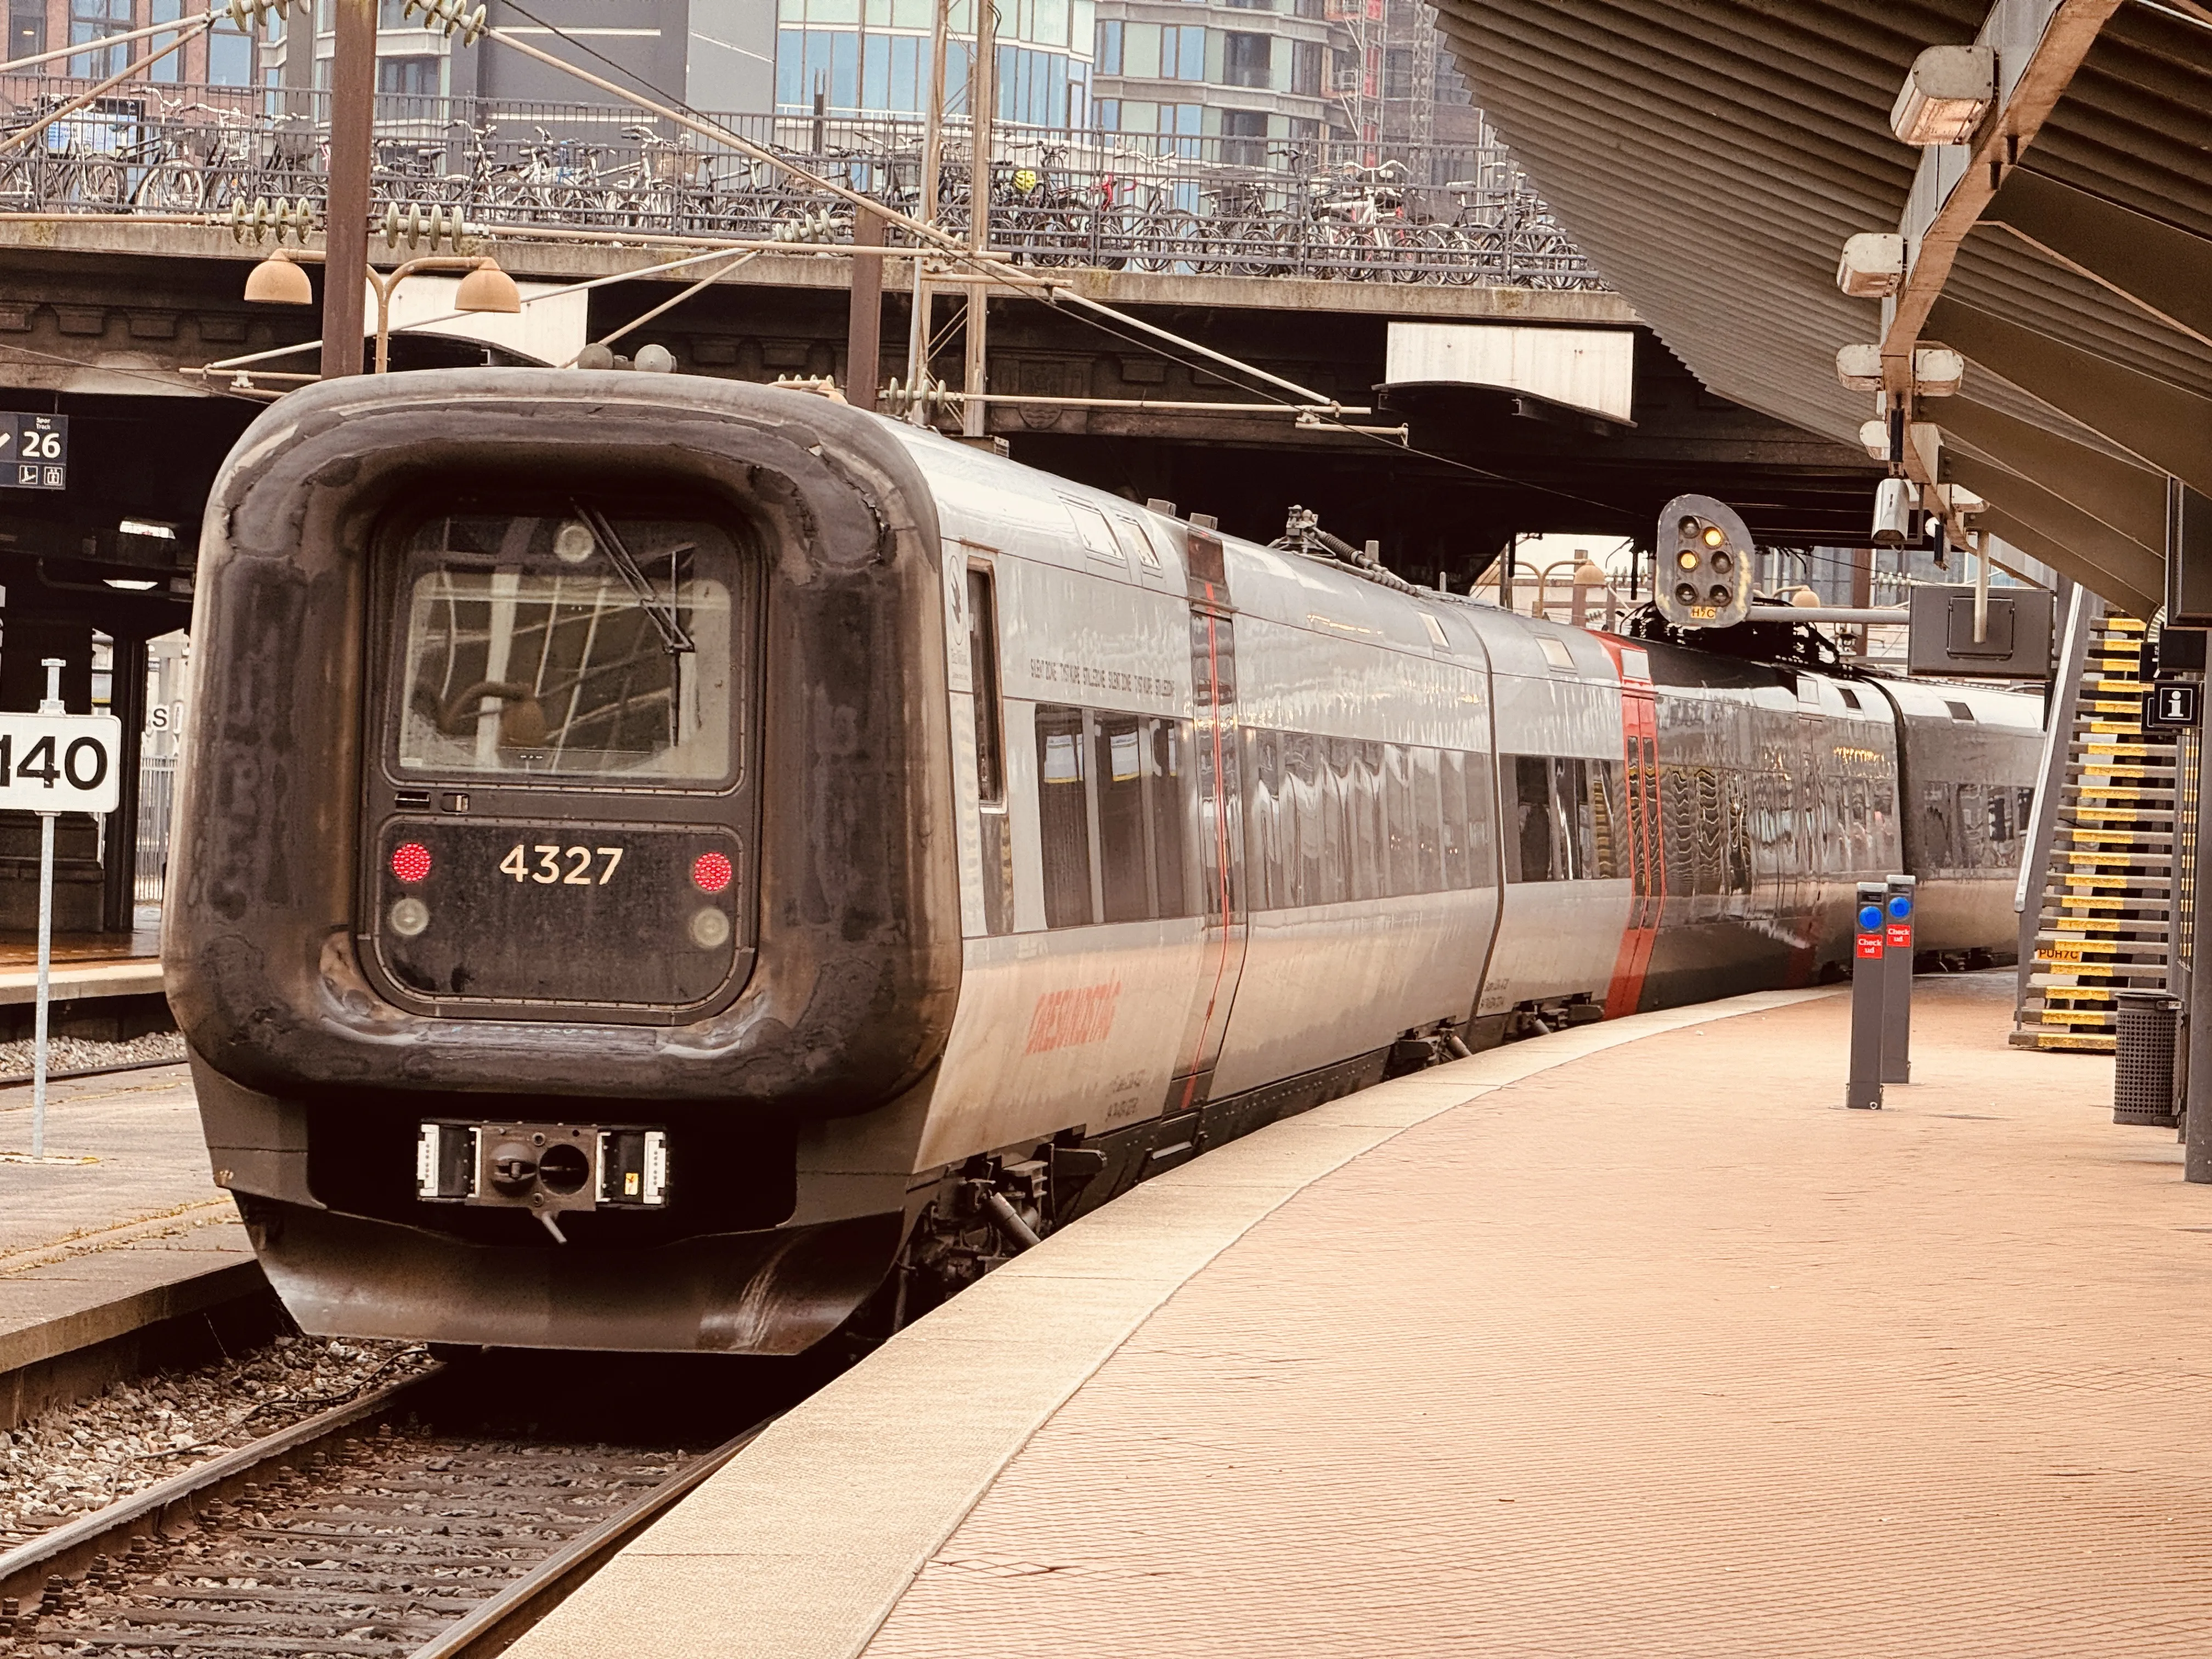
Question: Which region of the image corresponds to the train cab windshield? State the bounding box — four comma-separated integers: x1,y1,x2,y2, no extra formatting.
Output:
393,510,738,786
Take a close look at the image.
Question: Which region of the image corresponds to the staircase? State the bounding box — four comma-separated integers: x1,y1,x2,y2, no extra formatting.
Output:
2010,612,2179,1052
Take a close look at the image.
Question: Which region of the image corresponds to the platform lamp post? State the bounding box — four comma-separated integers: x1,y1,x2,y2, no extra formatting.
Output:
245,252,522,371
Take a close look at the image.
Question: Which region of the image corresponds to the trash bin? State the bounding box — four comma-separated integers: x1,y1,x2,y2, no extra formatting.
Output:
2114,990,2181,1127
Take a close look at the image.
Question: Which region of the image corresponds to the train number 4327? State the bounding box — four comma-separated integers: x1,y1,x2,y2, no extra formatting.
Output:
499,844,624,886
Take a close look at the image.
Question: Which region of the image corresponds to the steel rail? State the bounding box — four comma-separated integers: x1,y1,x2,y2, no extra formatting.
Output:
0,1366,439,1607
404,1415,774,1659
0,1052,185,1090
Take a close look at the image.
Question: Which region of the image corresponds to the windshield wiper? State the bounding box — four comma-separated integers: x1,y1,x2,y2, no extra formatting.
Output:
572,502,695,655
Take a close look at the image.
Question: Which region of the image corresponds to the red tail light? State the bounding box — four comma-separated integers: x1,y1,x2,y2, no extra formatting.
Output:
391,842,432,884
691,851,732,894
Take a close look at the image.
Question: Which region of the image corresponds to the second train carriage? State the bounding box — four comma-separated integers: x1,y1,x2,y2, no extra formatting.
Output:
168,373,2042,1358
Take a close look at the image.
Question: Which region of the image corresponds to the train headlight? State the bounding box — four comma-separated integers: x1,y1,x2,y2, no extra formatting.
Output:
690,906,731,949
389,896,431,937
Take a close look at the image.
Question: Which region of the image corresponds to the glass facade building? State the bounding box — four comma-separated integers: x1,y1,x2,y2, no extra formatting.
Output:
775,0,1096,127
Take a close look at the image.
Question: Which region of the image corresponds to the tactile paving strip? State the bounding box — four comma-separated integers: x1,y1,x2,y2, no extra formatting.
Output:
866,978,2212,1657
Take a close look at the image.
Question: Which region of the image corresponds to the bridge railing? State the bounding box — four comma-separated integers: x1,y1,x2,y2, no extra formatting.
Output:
0,76,1606,289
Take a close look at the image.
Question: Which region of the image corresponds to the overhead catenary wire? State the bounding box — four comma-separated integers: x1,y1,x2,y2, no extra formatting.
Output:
479,0,1345,413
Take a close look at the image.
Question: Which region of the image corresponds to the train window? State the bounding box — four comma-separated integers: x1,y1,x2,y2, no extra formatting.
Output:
1284,733,1325,907
1036,706,1096,927
1464,751,1498,888
1957,783,1985,863
1245,729,1288,911
1152,719,1197,918
1567,757,1624,881
1922,782,1955,869
967,568,1005,806
969,567,1011,935
1354,742,1387,900
1412,747,1446,891
1691,768,1725,895
1838,687,1863,711
1097,715,1150,922
1725,773,1752,892
1945,700,1977,721
1660,766,1694,894
1440,751,1470,888
393,512,740,783
1319,739,1352,904
1385,743,1420,898
1509,755,1558,883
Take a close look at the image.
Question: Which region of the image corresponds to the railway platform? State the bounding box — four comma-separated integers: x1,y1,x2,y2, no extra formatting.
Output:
515,974,2212,1658
0,1063,259,1430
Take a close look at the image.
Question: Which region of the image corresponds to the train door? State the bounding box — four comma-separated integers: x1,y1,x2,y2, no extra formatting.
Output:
1166,521,1246,1115
1601,645,1663,1017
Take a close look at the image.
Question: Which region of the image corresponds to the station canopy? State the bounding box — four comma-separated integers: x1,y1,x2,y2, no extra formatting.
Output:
1427,0,2212,616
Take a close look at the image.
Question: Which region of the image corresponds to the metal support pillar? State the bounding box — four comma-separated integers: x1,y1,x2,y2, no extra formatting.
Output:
904,0,949,424
845,206,884,411
961,0,995,439
321,0,376,380
1850,544,1874,657
2189,718,2212,1179
2017,580,2091,996
99,633,145,935
1849,882,1886,1110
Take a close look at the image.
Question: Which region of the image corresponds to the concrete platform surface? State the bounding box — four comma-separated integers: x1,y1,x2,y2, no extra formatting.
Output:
0,1064,250,1382
511,975,2212,1659
0,930,163,1006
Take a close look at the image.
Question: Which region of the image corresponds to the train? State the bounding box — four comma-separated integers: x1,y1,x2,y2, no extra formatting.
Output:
166,371,2044,1357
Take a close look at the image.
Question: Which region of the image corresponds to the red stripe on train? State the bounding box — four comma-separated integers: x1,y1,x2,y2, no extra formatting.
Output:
1596,637,1663,1019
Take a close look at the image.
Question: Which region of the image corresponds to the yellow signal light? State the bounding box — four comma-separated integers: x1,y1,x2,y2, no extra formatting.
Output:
1676,550,1699,570
1701,524,1726,548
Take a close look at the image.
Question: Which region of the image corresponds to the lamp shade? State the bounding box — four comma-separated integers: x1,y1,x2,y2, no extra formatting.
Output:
455,259,521,314
244,253,313,306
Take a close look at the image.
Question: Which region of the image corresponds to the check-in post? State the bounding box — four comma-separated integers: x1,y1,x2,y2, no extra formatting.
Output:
0,660,122,1158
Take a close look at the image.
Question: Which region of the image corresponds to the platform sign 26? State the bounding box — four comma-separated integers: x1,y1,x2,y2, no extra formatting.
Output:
0,712,121,814
0,414,67,491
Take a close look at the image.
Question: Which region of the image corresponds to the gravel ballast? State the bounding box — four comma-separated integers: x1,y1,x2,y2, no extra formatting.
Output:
0,1029,187,1082
0,1335,433,1545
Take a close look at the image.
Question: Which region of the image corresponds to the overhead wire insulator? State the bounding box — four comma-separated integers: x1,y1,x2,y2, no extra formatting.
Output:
881,375,958,419
227,0,292,29
229,195,313,244
399,0,486,44
381,201,469,250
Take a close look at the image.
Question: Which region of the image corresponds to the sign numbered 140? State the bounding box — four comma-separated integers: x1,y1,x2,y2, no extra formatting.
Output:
0,713,121,814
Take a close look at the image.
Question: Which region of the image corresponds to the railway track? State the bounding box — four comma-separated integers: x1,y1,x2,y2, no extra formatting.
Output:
0,1358,772,1656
